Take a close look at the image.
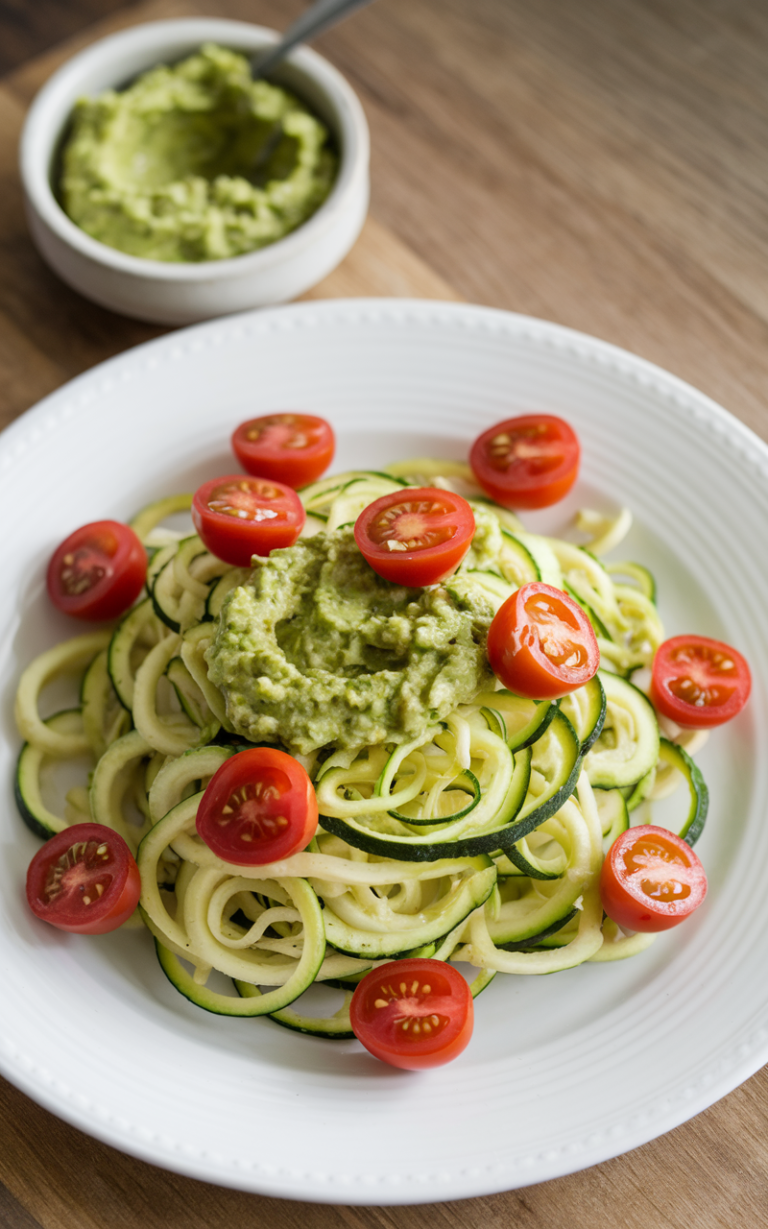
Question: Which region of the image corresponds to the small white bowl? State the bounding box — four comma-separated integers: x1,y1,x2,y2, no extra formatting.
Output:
20,18,370,325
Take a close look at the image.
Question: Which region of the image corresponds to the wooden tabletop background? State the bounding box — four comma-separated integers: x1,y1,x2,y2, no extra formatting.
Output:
1,0,767,1224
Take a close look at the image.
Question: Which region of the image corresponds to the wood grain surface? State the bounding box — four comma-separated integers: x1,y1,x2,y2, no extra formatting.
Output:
1,0,767,1224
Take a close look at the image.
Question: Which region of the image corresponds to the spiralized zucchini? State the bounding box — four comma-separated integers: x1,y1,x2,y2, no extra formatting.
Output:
14,463,705,1040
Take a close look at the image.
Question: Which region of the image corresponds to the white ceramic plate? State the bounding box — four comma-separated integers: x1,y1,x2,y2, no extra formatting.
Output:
1,300,766,1205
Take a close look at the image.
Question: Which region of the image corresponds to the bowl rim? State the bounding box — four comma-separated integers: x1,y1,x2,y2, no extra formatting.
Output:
19,17,370,282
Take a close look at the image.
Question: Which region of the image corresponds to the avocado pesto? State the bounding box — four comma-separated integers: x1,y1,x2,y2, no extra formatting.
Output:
205,526,496,754
60,43,337,262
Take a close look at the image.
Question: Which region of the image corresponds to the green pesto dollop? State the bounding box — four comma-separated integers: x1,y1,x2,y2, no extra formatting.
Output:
205,527,495,755
60,43,338,262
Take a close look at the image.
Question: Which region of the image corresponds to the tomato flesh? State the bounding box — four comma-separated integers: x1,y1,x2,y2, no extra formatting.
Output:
192,475,305,566
650,635,751,729
26,823,141,934
600,825,707,932
196,748,318,865
487,581,599,699
354,488,475,585
470,414,580,509
350,958,473,1069
232,413,335,488
46,520,146,621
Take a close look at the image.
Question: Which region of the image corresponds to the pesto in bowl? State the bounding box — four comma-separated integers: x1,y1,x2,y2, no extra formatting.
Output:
60,43,338,262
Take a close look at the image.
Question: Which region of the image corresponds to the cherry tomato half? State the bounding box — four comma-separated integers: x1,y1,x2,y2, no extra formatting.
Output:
650,634,751,729
46,520,146,621
26,823,141,934
350,958,474,1070
487,581,599,700
600,824,707,932
470,414,580,509
232,413,335,488
354,488,475,585
192,475,305,566
196,748,318,866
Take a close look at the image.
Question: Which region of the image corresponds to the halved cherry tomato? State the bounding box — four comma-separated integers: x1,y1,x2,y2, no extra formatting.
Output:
600,824,707,932
26,823,141,934
650,634,751,729
487,581,599,700
192,475,305,566
232,413,335,488
354,487,475,585
349,958,473,1070
470,414,580,509
46,520,146,621
196,748,318,866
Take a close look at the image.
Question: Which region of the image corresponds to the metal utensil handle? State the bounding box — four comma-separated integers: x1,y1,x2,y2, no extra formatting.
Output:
253,0,377,77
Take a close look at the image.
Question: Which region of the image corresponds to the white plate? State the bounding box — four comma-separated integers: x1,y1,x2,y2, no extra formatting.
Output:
1,300,766,1205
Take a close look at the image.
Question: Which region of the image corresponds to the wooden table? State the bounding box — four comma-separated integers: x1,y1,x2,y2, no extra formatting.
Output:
1,0,767,1224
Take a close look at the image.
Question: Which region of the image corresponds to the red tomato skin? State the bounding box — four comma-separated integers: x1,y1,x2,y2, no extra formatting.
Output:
600,825,707,933
232,413,335,488
650,634,751,729
470,414,580,510
191,475,305,566
46,520,146,621
26,823,141,935
487,582,599,700
196,748,318,866
354,488,475,586
349,958,474,1070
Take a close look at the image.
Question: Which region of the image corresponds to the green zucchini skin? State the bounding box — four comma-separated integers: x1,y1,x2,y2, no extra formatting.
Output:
152,940,253,1017
560,675,607,757
501,844,560,881
469,967,497,998
318,749,530,861
624,766,655,812
497,907,579,952
316,755,581,860
564,580,612,640
594,787,629,849
15,709,90,840
205,569,247,621
145,542,176,596
659,738,709,847
492,711,583,848
319,711,582,862
321,974,369,991
469,689,561,753
154,921,325,1019
150,556,182,633
265,1006,355,1040
108,596,157,711
389,769,481,825
508,698,561,751
15,745,55,840
583,671,660,789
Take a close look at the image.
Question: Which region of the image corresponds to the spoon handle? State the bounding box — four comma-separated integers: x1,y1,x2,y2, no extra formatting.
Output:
253,0,378,78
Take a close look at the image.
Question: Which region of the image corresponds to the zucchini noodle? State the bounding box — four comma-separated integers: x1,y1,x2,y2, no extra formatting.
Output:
14,461,708,1042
